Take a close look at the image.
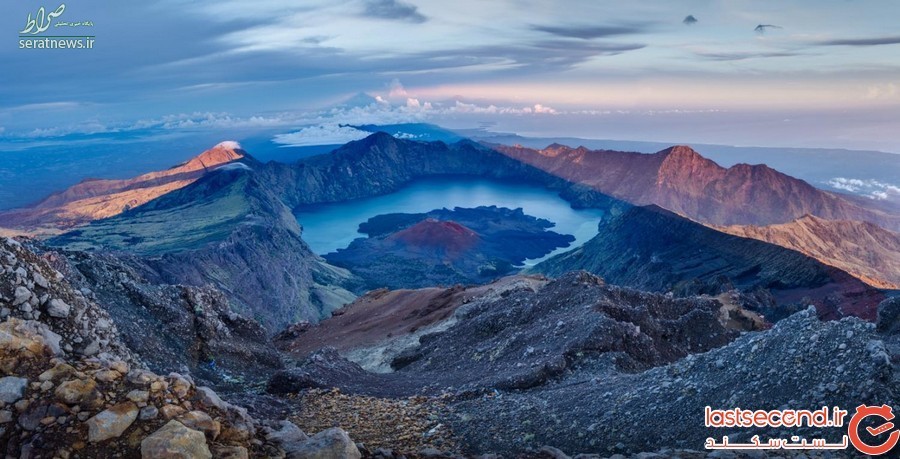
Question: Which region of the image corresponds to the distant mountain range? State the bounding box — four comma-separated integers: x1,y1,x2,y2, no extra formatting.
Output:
1,130,896,327
2,128,899,456
492,142,900,289
493,143,900,230
532,205,883,320
0,142,244,234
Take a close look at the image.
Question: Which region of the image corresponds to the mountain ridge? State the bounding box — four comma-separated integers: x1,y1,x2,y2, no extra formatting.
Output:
492,142,900,230
718,214,900,290
8,132,896,327
0,141,245,234
532,204,885,321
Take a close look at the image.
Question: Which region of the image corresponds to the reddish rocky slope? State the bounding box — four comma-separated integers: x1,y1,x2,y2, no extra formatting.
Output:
719,214,900,290
493,143,900,231
0,141,244,233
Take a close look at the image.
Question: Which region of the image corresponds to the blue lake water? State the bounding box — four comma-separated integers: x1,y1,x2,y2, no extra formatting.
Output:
295,178,606,265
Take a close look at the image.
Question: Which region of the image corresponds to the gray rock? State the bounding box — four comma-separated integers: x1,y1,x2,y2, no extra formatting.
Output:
18,403,66,431
140,420,212,459
195,386,227,411
36,324,63,355
81,339,100,356
13,286,31,305
46,299,71,318
127,369,158,386
285,427,361,459
139,405,159,420
127,390,150,404
32,272,49,289
266,420,309,448
537,446,570,459
877,297,900,334
0,376,28,404
177,410,221,440
211,446,249,459
87,402,139,442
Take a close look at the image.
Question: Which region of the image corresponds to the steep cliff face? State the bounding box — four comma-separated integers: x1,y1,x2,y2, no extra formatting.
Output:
261,133,607,209
47,164,361,332
0,142,245,233
719,215,900,290
0,238,362,459
493,143,900,230
43,245,284,385
533,205,885,321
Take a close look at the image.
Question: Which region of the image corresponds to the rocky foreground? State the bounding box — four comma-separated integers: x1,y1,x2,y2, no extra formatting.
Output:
0,237,362,458
273,269,900,457
3,233,899,458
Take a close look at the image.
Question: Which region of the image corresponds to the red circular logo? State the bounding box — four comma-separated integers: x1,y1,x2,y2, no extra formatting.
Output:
848,404,900,455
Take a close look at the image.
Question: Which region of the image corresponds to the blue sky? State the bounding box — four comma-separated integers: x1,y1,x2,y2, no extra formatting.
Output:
2,0,900,151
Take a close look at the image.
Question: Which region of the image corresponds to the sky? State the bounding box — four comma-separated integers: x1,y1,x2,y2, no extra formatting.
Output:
2,0,900,152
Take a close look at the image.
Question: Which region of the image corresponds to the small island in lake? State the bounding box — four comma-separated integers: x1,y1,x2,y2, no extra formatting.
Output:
324,206,576,289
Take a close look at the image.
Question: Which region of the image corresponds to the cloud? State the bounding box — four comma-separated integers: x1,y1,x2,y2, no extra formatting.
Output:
826,177,900,200
866,83,898,100
754,24,782,34
531,24,647,39
214,162,252,172
817,35,900,47
272,124,372,146
445,101,559,115
133,112,289,130
363,0,427,23
401,40,646,73
2,101,87,112
693,51,800,61
0,112,295,140
388,79,408,98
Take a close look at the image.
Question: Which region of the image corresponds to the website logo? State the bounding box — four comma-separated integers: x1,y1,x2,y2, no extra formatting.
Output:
705,404,900,455
848,404,900,455
18,4,95,50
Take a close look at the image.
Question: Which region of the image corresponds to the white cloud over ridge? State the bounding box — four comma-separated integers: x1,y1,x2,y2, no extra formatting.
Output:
272,125,371,146
827,177,900,200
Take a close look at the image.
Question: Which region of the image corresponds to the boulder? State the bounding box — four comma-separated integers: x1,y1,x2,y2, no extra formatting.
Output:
38,362,77,382
55,378,102,407
177,410,221,440
94,369,122,382
126,369,157,387
87,402,139,442
140,420,212,459
195,386,226,410
285,427,361,459
266,420,309,446
211,446,249,459
13,286,31,306
32,272,49,289
877,297,900,335
139,405,159,420
46,299,71,318
0,318,53,358
0,376,28,404
160,404,186,420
